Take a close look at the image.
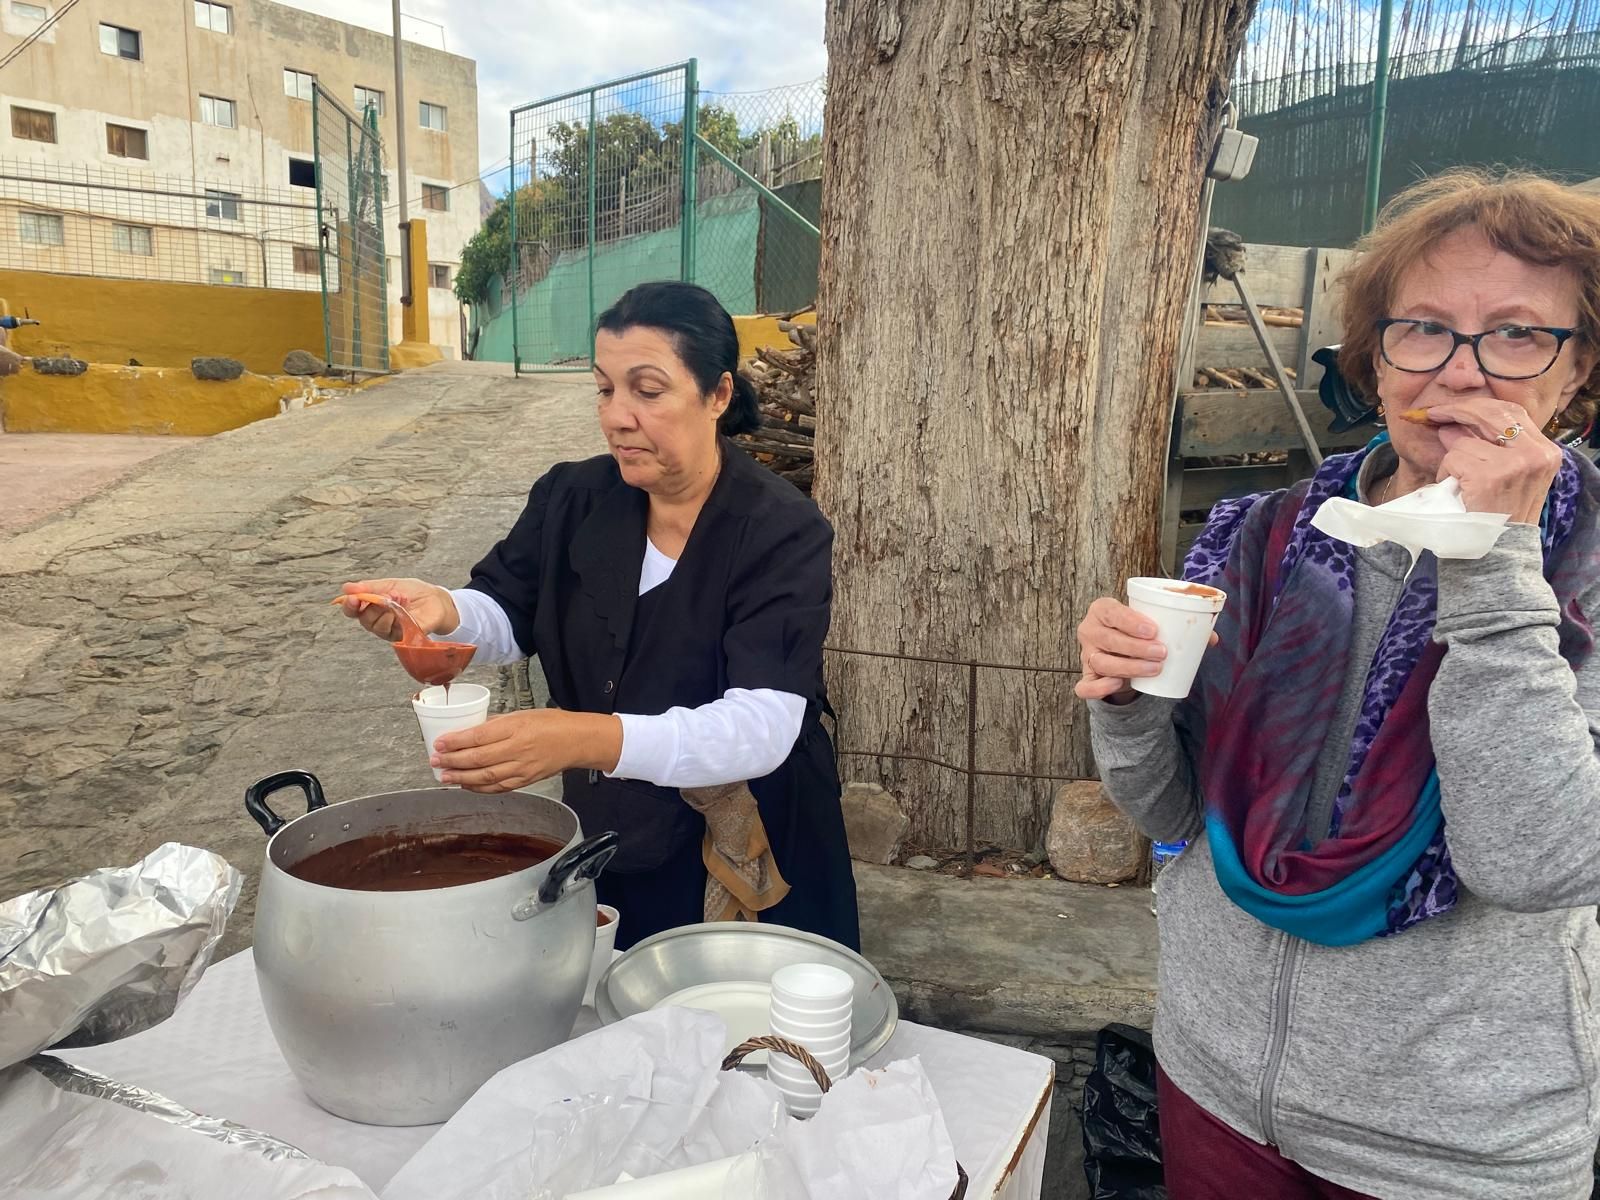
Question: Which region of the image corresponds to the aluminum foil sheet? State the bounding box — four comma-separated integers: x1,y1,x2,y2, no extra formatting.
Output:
0,842,243,1070
27,1054,315,1163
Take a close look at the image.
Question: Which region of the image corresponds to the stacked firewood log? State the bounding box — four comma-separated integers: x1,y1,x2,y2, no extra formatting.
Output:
733,308,817,494
1192,303,1304,391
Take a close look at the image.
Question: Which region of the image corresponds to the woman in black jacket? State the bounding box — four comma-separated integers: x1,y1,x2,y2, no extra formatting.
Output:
341,282,858,951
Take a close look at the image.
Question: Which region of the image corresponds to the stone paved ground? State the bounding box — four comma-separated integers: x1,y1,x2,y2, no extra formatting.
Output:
0,431,200,534
0,361,601,954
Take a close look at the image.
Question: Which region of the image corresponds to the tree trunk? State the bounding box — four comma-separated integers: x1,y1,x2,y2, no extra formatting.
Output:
815,0,1256,850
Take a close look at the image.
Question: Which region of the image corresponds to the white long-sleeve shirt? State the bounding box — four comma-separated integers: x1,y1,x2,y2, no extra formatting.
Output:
444,540,805,788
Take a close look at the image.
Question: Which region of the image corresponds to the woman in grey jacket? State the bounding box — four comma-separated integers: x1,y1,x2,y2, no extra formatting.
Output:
1078,170,1600,1199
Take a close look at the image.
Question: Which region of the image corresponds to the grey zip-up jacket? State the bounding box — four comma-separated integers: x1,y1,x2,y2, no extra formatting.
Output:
1089,456,1600,1199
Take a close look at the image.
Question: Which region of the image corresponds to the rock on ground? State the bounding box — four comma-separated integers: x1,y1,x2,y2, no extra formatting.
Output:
191,357,245,381
32,356,87,376
1046,781,1143,884
283,350,328,376
840,781,909,864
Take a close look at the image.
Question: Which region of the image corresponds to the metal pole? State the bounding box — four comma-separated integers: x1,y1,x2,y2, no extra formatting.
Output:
681,59,698,283
391,0,409,224
312,91,333,368
348,117,363,368
693,134,820,237
1362,0,1395,233
1234,272,1323,467
509,115,520,374
586,90,597,364
964,661,978,880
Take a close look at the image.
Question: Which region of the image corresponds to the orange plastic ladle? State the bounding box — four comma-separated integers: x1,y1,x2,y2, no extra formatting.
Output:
333,592,477,688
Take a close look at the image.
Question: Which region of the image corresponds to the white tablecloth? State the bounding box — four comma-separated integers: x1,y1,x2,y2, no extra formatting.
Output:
60,951,1053,1198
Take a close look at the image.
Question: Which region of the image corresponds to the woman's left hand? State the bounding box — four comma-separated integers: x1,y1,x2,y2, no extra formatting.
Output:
1426,399,1564,525
433,709,623,793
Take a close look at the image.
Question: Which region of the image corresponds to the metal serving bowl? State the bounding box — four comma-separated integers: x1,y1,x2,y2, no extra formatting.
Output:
594,923,899,1067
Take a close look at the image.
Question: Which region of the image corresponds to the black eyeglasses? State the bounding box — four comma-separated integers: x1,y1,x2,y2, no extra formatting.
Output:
1377,318,1580,381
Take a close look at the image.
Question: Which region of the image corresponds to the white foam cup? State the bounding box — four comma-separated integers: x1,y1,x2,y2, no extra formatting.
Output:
769,996,852,1025
412,684,491,781
1124,578,1228,699
770,963,853,1010
768,1027,849,1060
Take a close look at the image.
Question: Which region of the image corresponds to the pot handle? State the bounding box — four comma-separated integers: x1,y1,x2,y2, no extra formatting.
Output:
245,770,328,836
513,831,619,921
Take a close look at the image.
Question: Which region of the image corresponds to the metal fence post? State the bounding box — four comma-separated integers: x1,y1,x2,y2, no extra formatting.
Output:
586,88,598,364
681,58,698,284
312,91,333,368
965,661,978,878
345,117,363,370
367,105,390,372
509,110,521,374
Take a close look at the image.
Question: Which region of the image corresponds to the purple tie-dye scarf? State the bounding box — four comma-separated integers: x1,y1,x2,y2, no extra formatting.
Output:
1181,443,1598,938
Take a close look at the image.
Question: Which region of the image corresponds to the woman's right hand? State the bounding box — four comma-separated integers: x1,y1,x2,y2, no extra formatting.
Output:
338,578,459,642
1075,597,1168,703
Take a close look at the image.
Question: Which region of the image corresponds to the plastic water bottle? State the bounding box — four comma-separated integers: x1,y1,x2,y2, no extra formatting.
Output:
1150,840,1188,916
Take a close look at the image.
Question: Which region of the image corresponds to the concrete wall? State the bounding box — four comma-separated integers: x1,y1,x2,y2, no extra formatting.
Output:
0,362,316,436
3,268,322,374
0,0,479,357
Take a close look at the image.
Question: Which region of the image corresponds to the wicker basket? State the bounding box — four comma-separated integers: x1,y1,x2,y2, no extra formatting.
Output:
721,1036,969,1200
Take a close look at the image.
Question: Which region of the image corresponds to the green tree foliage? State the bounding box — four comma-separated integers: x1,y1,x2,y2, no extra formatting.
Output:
455,103,820,304
453,195,508,304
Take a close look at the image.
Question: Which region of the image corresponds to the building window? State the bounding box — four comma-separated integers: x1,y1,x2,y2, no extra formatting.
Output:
210,268,245,286
421,183,448,212
429,263,451,290
293,246,319,275
11,2,47,20
193,1,230,33
199,95,236,129
106,123,148,160
204,189,241,221
19,211,63,246
99,23,141,60
113,223,153,256
288,157,316,189
284,69,315,101
10,105,56,143
419,101,447,131
354,86,384,116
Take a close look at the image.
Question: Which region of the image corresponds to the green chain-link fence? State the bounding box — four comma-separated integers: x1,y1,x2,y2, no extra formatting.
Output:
508,62,697,372
502,66,824,372
313,84,389,374
693,77,824,315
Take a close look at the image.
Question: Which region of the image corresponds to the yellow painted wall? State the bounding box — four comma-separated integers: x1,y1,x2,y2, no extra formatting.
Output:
734,311,816,361
2,270,325,375
1,364,310,436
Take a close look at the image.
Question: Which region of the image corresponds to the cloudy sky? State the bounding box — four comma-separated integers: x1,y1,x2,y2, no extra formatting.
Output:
281,1,826,192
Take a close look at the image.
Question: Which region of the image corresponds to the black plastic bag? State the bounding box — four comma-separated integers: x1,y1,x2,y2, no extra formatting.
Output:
1081,1023,1166,1200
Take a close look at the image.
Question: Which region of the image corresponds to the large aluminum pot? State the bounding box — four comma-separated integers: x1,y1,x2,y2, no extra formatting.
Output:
245,770,617,1126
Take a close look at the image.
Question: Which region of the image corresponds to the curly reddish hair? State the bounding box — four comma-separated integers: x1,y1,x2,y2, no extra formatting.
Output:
1337,168,1600,432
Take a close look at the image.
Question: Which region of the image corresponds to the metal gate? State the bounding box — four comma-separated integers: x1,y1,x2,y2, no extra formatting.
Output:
313,85,389,374
509,62,698,373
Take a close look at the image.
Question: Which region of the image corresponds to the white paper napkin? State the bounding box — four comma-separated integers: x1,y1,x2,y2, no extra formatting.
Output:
1311,477,1510,563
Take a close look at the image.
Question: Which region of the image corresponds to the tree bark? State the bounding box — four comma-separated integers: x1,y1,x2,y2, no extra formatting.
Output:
815,0,1256,850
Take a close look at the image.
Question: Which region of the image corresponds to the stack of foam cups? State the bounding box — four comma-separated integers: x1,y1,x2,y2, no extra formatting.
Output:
766,963,853,1117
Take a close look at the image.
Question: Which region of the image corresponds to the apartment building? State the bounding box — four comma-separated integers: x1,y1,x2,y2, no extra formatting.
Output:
0,0,479,356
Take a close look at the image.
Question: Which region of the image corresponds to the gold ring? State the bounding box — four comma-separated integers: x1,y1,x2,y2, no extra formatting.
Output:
1496,422,1524,445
